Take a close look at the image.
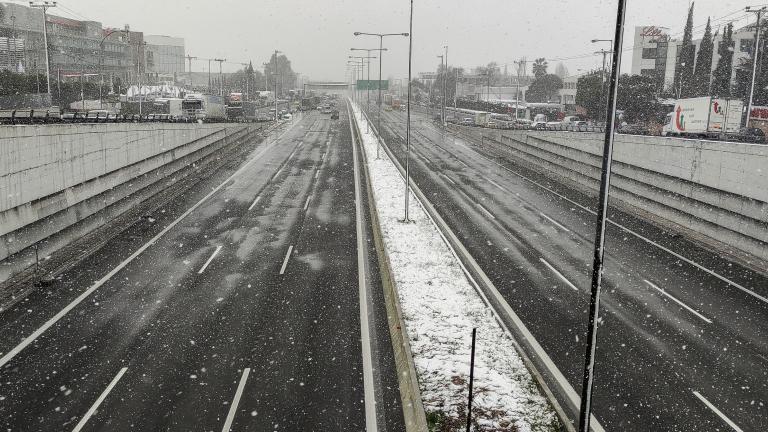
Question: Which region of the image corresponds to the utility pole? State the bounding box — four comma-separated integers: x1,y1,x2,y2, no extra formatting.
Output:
214,58,226,96
273,50,282,121
514,59,524,120
185,55,197,89
443,45,448,125
437,54,444,123
29,1,56,95
746,5,766,127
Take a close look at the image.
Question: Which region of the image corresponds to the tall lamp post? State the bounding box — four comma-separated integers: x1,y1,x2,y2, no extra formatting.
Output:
273,50,282,121
349,55,376,118
354,31,409,140
591,39,613,115
351,47,387,110
403,0,414,222
437,54,445,124
745,5,766,127
579,1,627,431
29,1,55,95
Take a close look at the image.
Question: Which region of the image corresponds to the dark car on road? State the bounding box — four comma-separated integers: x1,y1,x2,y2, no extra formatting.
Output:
330,110,339,120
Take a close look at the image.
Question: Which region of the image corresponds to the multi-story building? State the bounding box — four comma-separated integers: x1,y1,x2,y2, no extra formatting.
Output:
0,2,184,89
144,34,184,80
630,24,758,93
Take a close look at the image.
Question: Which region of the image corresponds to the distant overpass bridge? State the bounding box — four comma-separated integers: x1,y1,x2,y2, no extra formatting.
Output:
304,82,350,93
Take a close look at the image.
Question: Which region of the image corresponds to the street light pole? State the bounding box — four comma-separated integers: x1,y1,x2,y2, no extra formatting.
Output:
354,32,409,157
29,1,55,95
437,54,444,123
403,0,414,222
443,45,448,125
579,1,627,431
591,39,613,115
745,6,766,127
351,48,386,110
273,50,282,121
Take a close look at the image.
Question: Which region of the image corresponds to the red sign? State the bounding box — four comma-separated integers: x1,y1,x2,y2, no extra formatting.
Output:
750,106,768,120
640,26,666,38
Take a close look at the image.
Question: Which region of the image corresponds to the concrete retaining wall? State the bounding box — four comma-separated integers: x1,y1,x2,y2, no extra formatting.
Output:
449,125,768,262
0,123,247,278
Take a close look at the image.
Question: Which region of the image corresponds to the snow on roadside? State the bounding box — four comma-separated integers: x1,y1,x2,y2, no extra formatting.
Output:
350,102,558,431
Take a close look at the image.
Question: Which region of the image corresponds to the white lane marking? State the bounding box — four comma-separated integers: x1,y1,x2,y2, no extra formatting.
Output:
314,170,320,179
198,246,223,274
457,159,470,168
72,367,128,432
464,137,767,306
348,103,378,432
692,391,744,432
486,178,508,192
539,258,579,291
476,203,496,220
539,212,570,232
221,368,251,432
279,245,294,275
247,196,261,211
274,166,284,178
440,173,457,185
644,280,712,324
304,196,311,211
0,134,287,369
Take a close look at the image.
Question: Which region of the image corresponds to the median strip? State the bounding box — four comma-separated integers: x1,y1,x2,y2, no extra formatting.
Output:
351,102,559,431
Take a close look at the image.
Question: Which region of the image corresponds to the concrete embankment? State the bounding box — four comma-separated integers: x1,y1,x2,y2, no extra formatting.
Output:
449,125,768,263
0,123,254,282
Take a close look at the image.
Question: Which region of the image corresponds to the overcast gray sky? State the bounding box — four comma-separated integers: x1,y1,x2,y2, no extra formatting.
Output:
29,0,759,80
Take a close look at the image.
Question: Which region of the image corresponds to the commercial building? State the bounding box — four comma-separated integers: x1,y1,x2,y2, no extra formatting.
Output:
630,24,758,93
144,34,184,79
0,2,184,89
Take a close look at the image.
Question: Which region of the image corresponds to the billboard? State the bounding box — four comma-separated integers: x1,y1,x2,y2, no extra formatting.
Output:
356,80,389,90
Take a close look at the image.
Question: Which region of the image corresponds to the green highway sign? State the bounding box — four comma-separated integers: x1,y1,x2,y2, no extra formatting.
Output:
356,80,389,90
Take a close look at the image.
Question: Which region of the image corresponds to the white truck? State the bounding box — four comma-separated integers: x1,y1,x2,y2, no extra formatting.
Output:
662,97,743,138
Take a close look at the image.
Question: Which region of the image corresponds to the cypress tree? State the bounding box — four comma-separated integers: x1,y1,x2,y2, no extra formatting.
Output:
711,23,734,97
692,18,714,96
673,3,697,97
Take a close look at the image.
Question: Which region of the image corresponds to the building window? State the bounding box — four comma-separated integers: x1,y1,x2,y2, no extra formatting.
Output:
740,39,754,54
642,47,657,59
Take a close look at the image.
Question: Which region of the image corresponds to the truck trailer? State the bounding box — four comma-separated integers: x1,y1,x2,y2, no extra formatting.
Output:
662,97,743,138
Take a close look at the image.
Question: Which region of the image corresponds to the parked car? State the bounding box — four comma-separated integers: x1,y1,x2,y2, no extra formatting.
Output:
617,123,651,135
330,110,339,120
282,113,293,120
724,127,766,144
460,117,474,126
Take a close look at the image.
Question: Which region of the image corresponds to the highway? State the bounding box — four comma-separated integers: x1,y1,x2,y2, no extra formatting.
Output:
374,106,768,431
0,107,404,431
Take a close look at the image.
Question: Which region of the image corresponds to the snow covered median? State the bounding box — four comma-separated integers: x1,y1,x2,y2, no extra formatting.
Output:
350,102,559,431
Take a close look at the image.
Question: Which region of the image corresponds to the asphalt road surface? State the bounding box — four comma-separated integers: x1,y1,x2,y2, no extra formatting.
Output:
0,107,404,431
374,106,768,431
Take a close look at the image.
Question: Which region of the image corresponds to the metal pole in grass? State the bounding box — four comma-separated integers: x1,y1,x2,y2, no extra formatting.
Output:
402,0,414,223
578,0,627,431
466,327,477,432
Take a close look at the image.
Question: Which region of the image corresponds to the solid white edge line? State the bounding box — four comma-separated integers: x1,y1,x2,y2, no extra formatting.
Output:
220,368,251,432
539,258,579,292
692,391,745,432
0,127,290,369
71,367,128,432
247,196,262,211
644,280,712,324
375,107,603,431
476,202,496,220
349,103,379,432
487,178,508,192
304,196,311,211
440,173,457,185
198,246,223,274
468,135,767,306
540,212,571,233
279,245,294,275
314,170,319,179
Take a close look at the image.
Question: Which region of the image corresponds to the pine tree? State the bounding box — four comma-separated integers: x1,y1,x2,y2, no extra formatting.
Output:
692,18,714,96
711,23,734,97
673,3,697,97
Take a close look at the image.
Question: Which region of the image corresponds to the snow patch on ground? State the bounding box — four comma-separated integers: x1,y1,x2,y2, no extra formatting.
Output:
351,103,558,431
